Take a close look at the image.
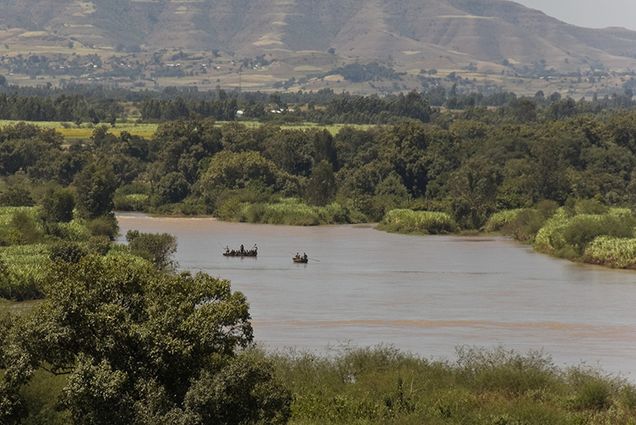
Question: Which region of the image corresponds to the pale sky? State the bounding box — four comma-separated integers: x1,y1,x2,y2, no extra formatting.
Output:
516,0,636,30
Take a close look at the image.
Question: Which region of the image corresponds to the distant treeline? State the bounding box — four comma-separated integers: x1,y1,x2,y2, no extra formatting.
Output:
1,81,636,124
0,94,122,123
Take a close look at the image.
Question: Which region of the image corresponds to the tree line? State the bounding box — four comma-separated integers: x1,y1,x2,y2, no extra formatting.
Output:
3,106,636,228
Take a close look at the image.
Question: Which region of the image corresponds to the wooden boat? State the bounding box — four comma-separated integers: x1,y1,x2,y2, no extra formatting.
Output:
293,256,309,264
223,249,257,258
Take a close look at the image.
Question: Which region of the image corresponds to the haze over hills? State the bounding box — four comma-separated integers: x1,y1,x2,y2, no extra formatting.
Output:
1,0,636,93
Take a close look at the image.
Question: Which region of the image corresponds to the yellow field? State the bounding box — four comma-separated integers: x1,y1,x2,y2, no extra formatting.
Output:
0,120,158,140
0,120,374,140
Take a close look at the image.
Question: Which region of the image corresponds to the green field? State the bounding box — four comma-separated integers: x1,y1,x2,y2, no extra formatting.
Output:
0,120,158,140
0,120,374,140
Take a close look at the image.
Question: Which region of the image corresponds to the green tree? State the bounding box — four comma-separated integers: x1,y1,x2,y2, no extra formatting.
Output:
305,161,337,206
155,172,190,205
449,158,500,229
0,256,291,424
41,188,75,223
126,230,178,271
74,163,117,219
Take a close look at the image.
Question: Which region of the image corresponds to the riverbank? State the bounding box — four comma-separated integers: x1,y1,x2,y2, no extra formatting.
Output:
380,204,636,271
14,346,636,424
115,201,636,271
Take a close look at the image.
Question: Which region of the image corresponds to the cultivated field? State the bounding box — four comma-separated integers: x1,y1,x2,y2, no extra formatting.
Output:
0,120,374,140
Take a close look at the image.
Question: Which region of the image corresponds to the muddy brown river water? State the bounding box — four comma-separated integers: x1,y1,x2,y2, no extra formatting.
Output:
118,214,636,378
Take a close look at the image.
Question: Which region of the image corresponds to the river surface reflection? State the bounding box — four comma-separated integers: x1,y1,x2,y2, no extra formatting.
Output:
118,214,636,378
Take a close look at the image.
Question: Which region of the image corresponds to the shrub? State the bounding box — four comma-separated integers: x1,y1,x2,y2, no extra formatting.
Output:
49,242,87,264
584,236,636,268
380,209,456,234
569,371,614,411
86,236,111,256
48,220,91,242
557,214,634,256
41,188,75,223
0,186,34,207
503,209,549,243
155,172,190,205
9,210,44,245
126,230,177,271
114,193,149,211
86,215,119,240
254,200,321,226
484,209,525,232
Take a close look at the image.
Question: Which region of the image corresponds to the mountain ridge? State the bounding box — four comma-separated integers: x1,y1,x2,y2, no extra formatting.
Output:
1,0,636,93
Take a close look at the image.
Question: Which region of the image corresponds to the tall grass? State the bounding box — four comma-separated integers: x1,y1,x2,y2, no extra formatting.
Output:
219,198,350,226
584,236,636,269
0,244,49,300
484,209,525,232
268,347,636,425
380,209,457,235
15,347,636,424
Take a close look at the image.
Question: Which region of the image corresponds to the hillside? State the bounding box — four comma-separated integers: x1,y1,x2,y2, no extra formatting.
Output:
1,0,636,93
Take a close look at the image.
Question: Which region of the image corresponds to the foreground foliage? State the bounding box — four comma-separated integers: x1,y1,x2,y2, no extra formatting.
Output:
0,255,291,425
276,347,636,425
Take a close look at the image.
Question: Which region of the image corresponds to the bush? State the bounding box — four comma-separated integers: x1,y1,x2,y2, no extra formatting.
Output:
113,193,149,211
49,242,87,264
155,172,190,205
584,236,636,268
86,215,119,240
535,208,636,258
484,209,525,232
569,372,615,411
247,200,321,226
126,230,177,271
8,210,44,245
46,220,91,242
0,186,34,207
41,188,75,223
380,209,457,234
218,198,350,226
556,214,634,256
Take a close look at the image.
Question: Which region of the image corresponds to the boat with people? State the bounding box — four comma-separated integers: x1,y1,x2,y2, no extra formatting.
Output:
293,253,309,264
223,244,258,258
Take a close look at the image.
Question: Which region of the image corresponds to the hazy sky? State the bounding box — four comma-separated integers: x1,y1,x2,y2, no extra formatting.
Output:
516,0,636,30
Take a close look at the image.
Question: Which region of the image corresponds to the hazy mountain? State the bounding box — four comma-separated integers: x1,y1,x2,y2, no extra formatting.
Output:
2,0,636,89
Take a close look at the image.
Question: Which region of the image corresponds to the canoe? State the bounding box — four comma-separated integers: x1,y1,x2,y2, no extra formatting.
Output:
223,252,257,257
293,257,309,264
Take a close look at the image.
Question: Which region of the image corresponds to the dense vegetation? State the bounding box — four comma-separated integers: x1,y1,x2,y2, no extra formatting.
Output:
2,83,636,124
4,95,636,266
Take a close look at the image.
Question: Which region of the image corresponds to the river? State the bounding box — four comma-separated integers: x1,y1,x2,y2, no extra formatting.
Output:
118,214,636,378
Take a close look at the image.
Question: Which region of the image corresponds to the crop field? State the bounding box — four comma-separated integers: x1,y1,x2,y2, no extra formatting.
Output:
0,120,373,140
0,120,158,140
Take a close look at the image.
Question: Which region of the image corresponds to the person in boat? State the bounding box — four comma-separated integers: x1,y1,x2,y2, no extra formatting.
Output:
303,253,308,261
225,246,230,255
240,244,245,254
253,244,258,254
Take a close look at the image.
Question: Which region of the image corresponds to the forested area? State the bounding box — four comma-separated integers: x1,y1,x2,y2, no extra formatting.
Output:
2,81,636,124
4,103,636,260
